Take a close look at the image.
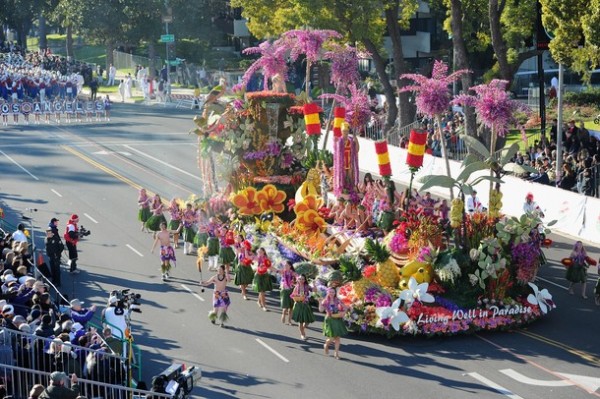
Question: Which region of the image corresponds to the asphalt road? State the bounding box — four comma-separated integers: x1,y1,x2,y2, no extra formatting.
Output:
1,103,599,399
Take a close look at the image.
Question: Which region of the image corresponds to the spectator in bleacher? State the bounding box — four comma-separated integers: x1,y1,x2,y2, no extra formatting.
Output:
559,163,577,191
34,314,55,338
69,299,96,329
38,371,80,399
11,224,27,243
28,384,45,399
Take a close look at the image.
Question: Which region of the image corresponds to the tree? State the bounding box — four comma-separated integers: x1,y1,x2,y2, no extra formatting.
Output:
540,0,600,73
488,0,543,84
231,0,418,132
1,0,39,48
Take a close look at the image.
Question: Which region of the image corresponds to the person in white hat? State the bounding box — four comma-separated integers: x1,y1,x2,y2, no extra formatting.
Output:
69,298,96,328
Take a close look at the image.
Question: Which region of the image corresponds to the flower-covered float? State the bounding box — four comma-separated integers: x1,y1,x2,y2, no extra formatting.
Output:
191,28,556,337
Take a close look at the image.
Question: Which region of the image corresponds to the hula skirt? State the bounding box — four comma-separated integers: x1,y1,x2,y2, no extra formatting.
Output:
219,246,236,264
280,288,293,309
207,237,220,256
292,301,315,324
168,219,181,231
138,207,151,223
195,232,208,247
145,214,167,231
183,226,195,244
323,316,348,337
565,264,587,283
235,265,255,285
253,273,272,292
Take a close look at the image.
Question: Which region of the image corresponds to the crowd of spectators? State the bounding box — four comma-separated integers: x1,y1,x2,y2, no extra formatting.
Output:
0,226,127,399
511,119,600,196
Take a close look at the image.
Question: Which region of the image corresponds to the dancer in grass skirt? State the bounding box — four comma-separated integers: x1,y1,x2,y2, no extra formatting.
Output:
206,217,220,271
235,238,254,300
566,241,592,299
218,225,236,274
201,265,231,327
279,261,296,325
320,287,347,359
253,247,274,311
167,198,182,248
194,208,209,249
181,203,197,255
137,188,151,232
145,194,166,232
151,222,181,281
291,274,315,340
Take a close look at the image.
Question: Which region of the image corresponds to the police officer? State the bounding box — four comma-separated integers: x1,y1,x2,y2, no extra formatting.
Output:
45,225,64,287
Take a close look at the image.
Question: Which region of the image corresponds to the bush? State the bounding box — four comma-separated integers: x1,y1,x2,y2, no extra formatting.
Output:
564,88,600,107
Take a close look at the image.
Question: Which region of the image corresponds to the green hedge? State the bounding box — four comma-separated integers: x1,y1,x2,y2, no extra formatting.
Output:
564,88,600,106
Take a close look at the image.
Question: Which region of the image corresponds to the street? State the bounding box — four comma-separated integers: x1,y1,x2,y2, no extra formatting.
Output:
1,103,599,399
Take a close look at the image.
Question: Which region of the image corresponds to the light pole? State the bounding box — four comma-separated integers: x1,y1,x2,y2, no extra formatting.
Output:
555,63,564,184
22,207,39,278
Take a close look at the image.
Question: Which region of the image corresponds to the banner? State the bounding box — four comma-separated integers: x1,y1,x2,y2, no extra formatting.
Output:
0,100,105,116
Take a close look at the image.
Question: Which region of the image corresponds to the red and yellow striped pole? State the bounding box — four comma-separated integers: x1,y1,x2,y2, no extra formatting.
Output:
406,129,427,169
374,140,392,177
333,107,345,138
303,103,322,136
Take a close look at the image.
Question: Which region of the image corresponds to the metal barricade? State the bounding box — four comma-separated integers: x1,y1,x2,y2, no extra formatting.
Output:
0,363,172,399
0,327,127,385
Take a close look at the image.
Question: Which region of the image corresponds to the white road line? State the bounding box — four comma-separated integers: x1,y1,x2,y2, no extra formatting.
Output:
122,144,202,181
534,276,568,291
181,284,205,302
500,369,571,387
467,372,524,399
51,189,63,197
255,338,290,363
84,213,99,224
126,244,144,257
0,150,39,180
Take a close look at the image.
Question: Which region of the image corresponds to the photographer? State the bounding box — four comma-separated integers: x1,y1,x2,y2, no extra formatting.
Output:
63,214,80,274
101,295,127,340
45,226,64,287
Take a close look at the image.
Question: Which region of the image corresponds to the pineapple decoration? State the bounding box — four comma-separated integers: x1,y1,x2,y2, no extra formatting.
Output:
365,238,399,290
339,255,372,299
449,198,464,228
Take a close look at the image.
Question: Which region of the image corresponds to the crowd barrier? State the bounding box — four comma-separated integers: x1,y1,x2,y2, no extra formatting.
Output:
0,364,172,399
322,134,600,244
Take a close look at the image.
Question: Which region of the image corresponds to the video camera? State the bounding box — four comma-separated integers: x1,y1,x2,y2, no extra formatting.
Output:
110,289,142,313
152,364,200,399
79,226,91,238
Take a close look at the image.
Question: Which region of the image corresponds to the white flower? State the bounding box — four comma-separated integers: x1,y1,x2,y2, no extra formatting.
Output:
399,277,435,307
468,274,479,286
376,298,409,331
438,259,461,283
469,249,480,261
526,282,556,314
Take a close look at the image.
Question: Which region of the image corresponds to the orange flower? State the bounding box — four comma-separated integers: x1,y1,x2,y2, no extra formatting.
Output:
231,187,262,215
257,184,287,214
296,209,326,233
293,195,321,215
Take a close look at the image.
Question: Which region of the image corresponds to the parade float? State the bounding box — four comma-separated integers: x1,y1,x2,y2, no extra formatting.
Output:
191,29,556,337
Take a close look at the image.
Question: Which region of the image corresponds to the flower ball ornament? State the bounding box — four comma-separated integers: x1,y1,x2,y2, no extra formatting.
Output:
374,140,392,177
303,102,323,136
406,129,427,168
333,107,346,138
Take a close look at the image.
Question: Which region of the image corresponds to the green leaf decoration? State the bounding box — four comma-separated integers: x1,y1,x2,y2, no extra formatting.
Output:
456,161,488,183
500,142,520,165
419,175,457,191
461,135,491,159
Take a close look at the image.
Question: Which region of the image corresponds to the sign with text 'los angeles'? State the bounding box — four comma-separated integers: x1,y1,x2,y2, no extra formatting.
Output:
1,100,105,116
